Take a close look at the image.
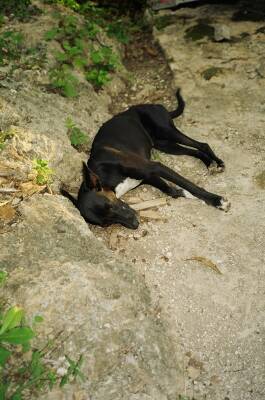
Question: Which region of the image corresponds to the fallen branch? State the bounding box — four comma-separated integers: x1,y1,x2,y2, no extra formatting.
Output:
131,198,168,211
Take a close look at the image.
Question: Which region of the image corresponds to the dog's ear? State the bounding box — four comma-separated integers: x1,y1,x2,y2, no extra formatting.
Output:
82,162,102,191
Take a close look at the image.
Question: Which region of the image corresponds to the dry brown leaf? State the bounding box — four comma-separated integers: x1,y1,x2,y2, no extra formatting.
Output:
144,45,158,57
0,200,10,207
19,181,46,197
0,203,16,221
185,256,222,275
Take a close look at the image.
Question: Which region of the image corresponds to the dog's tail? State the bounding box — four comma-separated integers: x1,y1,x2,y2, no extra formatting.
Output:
169,88,185,119
60,188,78,207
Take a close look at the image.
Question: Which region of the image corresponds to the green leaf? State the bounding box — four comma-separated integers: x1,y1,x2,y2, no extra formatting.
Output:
70,128,88,147
0,271,7,287
54,51,68,63
11,394,22,400
63,81,78,98
0,345,11,367
0,327,35,344
0,382,8,399
65,117,74,130
33,315,44,324
0,306,24,335
90,50,104,65
59,375,68,387
22,342,31,353
73,56,87,69
30,350,45,379
48,371,57,389
44,28,58,41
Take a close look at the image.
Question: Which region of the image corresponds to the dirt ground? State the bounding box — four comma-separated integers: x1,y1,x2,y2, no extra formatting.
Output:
91,3,265,400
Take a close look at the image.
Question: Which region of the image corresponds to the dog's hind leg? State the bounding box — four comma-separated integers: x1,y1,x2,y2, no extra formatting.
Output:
162,127,225,171
153,140,213,168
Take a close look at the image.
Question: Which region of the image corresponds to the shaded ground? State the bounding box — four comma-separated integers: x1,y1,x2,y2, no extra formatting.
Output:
91,3,265,399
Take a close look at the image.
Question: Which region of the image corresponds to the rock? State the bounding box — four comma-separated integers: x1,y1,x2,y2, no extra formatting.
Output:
0,195,181,399
257,57,265,78
214,24,231,42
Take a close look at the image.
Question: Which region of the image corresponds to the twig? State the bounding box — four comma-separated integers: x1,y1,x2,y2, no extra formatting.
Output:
131,198,168,211
0,188,18,193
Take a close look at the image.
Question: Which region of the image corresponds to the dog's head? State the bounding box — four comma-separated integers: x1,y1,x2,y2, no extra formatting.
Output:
73,163,139,229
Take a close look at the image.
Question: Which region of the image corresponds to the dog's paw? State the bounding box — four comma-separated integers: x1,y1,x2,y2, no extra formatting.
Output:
168,186,185,198
217,197,231,212
208,161,225,175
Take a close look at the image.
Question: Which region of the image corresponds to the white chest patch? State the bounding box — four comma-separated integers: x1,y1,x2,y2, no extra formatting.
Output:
115,178,142,198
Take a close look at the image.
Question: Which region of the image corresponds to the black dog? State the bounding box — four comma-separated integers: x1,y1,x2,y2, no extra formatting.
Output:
62,90,230,229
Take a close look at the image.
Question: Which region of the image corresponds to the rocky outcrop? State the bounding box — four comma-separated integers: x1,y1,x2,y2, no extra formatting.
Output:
1,195,181,400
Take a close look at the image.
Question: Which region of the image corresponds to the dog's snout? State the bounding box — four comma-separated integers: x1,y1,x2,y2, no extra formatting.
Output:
131,216,139,229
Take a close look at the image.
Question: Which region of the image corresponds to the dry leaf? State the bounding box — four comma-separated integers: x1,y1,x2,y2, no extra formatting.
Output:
19,181,46,197
0,200,10,207
185,256,222,275
0,203,16,221
144,45,158,57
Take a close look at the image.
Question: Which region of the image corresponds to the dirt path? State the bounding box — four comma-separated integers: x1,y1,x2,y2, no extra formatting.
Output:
91,3,265,400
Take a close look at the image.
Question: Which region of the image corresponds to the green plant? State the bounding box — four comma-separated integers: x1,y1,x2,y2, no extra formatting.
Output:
0,14,4,27
0,271,84,399
86,68,110,87
32,159,54,185
66,117,88,148
42,0,80,10
45,11,120,92
49,65,79,97
151,149,164,162
0,0,31,17
0,129,14,151
86,46,119,88
0,271,7,286
0,31,24,65
106,20,130,44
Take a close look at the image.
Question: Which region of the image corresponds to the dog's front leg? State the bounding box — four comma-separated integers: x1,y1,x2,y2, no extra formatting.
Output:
102,155,230,211
150,161,230,211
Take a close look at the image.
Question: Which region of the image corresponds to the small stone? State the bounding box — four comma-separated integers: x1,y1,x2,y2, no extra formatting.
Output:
187,365,201,380
214,24,231,42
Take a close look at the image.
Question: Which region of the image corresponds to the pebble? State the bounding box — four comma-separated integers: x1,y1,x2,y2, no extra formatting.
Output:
214,24,231,42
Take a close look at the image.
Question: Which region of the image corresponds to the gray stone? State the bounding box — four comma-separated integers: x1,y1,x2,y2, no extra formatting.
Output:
214,24,231,42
